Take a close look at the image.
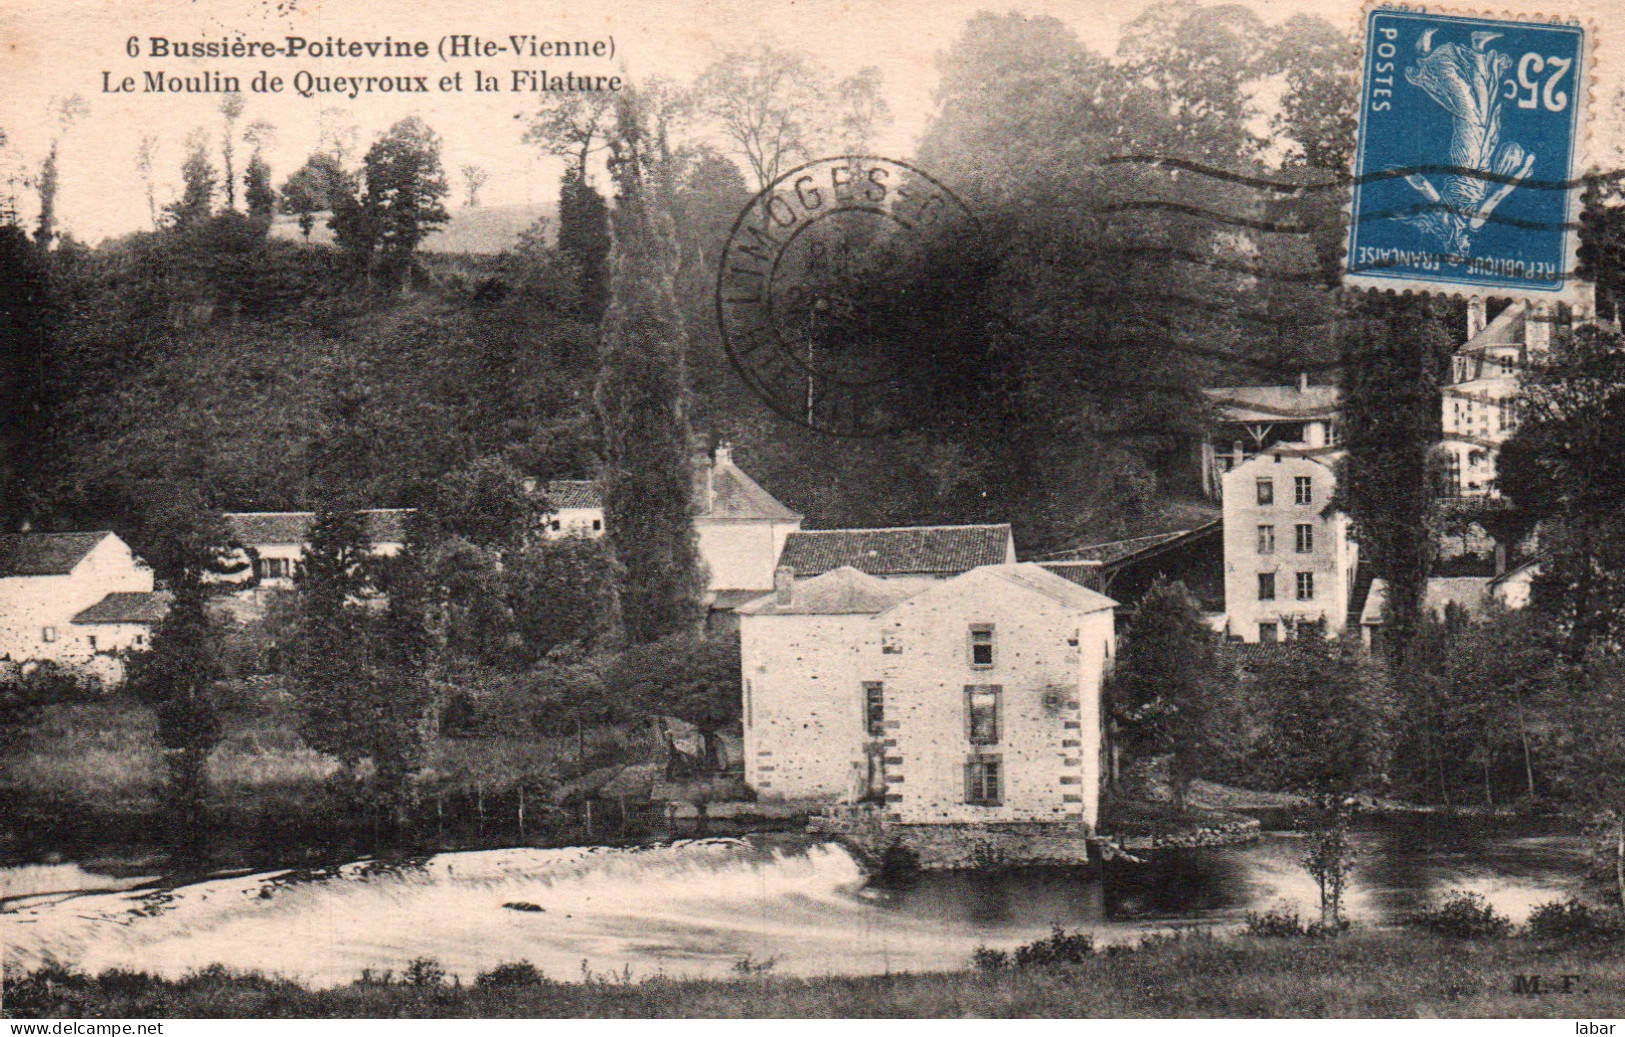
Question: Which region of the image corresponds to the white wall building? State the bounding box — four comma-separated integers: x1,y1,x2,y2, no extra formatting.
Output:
0,531,166,685
220,509,411,589
1221,453,1359,643
1440,299,1549,497
538,481,605,538
692,443,803,612
738,563,1116,832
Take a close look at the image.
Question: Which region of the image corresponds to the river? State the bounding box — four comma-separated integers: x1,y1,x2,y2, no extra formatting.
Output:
0,816,1594,988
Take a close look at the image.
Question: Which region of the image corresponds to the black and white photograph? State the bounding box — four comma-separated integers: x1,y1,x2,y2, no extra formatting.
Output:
1,0,1624,1020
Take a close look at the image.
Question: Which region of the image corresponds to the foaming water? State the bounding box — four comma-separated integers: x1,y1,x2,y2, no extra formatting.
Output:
0,863,156,906
1,821,1590,987
3,840,1031,987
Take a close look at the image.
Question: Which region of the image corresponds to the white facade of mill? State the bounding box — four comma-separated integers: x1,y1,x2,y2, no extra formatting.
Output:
739,563,1115,832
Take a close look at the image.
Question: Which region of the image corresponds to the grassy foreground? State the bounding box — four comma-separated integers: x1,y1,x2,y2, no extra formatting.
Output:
6,930,1625,1018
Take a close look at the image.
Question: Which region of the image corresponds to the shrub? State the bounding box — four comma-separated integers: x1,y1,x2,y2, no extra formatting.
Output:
970,946,1010,971
1246,904,1306,938
475,960,545,988
1012,924,1094,967
1305,918,1352,939
1,962,91,1015
403,957,446,987
1526,898,1625,947
730,954,777,975
1408,890,1513,939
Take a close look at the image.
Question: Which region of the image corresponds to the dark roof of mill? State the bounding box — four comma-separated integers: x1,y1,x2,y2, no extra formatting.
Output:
72,591,173,625
776,524,1014,578
544,480,602,510
735,567,935,617
222,509,412,546
0,532,116,577
1202,384,1342,422
975,563,1118,615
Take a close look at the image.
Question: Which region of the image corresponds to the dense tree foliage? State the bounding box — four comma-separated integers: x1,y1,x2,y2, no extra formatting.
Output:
1110,579,1224,810
557,167,610,319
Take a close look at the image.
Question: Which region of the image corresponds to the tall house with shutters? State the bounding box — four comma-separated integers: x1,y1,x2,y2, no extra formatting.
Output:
1221,452,1359,643
737,562,1116,834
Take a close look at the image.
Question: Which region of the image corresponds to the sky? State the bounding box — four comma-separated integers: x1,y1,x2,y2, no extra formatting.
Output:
0,0,1617,244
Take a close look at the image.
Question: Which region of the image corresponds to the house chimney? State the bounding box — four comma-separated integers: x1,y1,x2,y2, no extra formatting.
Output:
774,565,795,606
1467,296,1486,339
715,441,733,468
1297,371,1309,393
1527,302,1551,352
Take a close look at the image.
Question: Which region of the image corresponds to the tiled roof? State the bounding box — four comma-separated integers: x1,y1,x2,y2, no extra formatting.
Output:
545,480,602,510
735,567,935,616
0,532,114,577
223,509,411,546
1203,384,1342,422
72,591,172,625
699,461,802,522
776,524,1013,577
1037,561,1105,590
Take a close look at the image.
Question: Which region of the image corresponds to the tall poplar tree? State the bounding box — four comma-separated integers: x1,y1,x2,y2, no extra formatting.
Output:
1332,294,1454,665
593,90,707,645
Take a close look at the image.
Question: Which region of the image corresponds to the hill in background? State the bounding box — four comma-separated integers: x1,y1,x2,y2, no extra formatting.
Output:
269,203,554,254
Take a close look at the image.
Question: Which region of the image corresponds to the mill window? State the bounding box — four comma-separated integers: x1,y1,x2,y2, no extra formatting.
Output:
965,756,1003,806
968,624,995,668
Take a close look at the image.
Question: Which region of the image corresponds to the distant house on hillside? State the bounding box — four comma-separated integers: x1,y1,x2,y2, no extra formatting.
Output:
220,509,411,588
535,480,604,537
0,531,167,686
775,524,1015,581
738,562,1116,864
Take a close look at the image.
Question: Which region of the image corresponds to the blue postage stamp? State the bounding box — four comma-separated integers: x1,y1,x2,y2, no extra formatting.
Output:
1346,8,1588,300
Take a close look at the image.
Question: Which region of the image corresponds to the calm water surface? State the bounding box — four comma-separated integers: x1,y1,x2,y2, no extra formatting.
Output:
0,816,1592,987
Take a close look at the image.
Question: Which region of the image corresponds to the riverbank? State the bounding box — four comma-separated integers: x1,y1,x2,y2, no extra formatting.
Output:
6,929,1624,1017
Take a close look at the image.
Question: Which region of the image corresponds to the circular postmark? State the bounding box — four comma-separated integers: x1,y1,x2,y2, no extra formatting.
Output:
715,156,978,437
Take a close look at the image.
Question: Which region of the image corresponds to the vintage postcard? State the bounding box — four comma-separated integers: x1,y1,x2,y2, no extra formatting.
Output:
3,0,1625,1023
